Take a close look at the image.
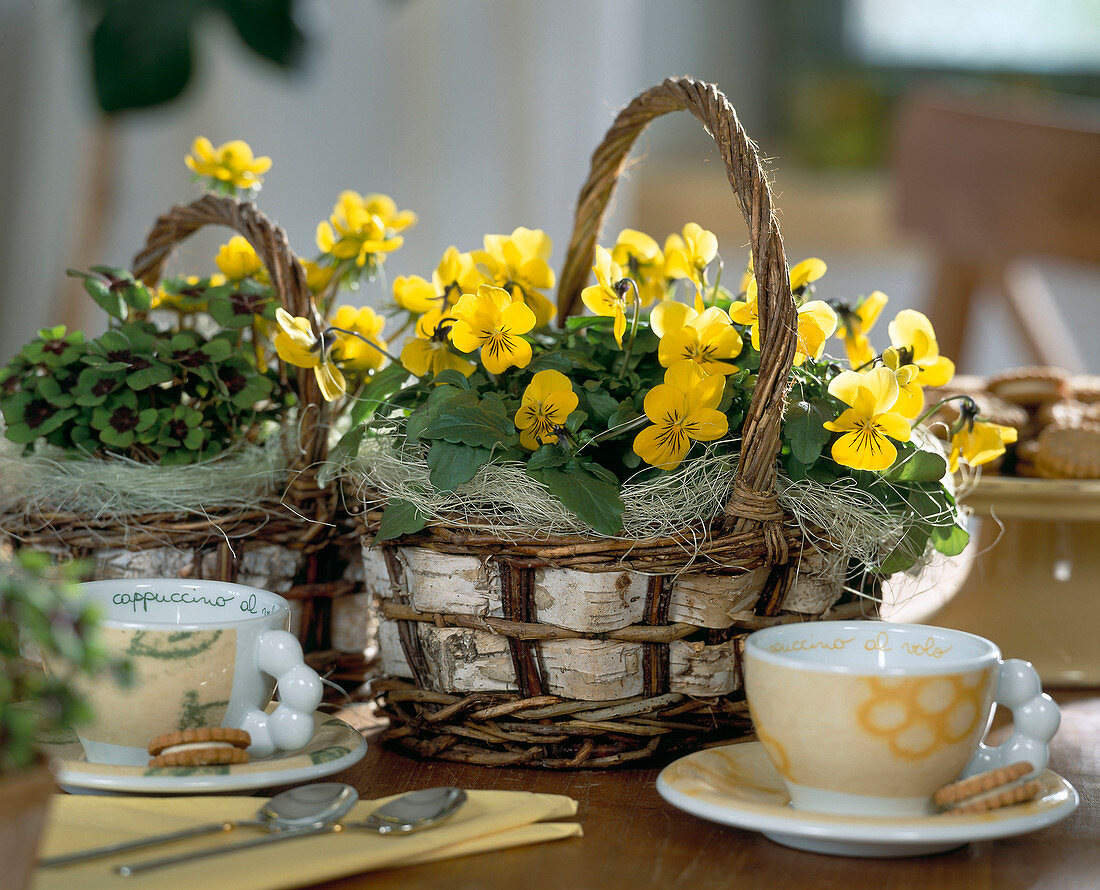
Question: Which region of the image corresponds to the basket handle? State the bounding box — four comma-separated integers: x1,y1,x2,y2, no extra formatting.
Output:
131,194,326,466
557,76,795,554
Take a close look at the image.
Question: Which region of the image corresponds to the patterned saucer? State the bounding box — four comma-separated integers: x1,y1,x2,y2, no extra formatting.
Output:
656,741,1078,857
42,710,367,795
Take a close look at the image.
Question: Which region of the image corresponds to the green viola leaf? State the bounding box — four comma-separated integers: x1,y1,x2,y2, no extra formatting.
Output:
875,523,931,575
430,368,473,390
580,383,619,424
70,269,127,320
785,399,832,466
419,392,517,449
375,499,429,542
885,446,948,483
526,352,574,374
527,443,570,471
404,405,432,442
532,462,624,536
350,363,411,426
426,440,493,492
931,522,970,556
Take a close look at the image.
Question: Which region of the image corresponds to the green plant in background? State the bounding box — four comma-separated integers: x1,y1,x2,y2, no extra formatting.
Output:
0,550,130,773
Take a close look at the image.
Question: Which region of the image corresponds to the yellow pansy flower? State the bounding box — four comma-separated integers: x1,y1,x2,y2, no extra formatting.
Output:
581,246,630,346
215,236,264,282
887,309,955,387
611,229,666,306
449,284,536,375
664,223,718,301
948,419,1017,473
472,227,556,327
400,309,475,379
434,246,487,302
650,300,743,376
823,367,912,471
393,275,441,314
882,348,924,419
633,361,729,471
330,305,387,372
742,257,827,302
185,137,271,191
836,290,889,369
316,190,411,267
272,308,346,401
514,370,579,450
793,300,839,366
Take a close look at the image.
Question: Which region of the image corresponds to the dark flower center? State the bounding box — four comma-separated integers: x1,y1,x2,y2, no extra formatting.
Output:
110,407,139,432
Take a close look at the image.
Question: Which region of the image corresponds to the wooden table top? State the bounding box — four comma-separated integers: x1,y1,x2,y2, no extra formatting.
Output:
307,688,1099,890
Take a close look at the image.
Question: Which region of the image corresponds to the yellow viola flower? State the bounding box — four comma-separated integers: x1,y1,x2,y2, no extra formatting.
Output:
316,190,411,267
836,290,889,369
215,236,264,282
400,309,476,379
882,348,924,419
948,419,1018,473
887,309,955,387
433,246,487,302
272,308,346,401
514,369,579,450
393,275,442,314
633,361,729,471
185,137,271,192
664,223,718,288
742,257,827,302
330,305,387,372
581,246,630,346
473,227,556,327
611,229,666,306
793,300,839,366
449,284,536,375
651,300,743,375
823,367,912,471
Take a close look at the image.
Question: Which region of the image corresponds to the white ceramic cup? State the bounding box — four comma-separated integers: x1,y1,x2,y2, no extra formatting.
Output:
60,578,324,766
743,621,1060,816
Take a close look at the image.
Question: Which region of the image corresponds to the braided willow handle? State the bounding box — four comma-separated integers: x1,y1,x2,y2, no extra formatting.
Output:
131,194,326,466
557,76,796,554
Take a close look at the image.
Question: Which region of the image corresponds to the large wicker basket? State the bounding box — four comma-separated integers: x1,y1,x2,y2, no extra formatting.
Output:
356,77,877,769
1,197,368,670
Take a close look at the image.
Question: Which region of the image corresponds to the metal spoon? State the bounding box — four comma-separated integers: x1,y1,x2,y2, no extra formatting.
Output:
116,786,467,876
355,787,467,835
40,783,358,869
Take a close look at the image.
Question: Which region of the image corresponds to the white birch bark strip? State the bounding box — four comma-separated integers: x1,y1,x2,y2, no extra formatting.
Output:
532,567,648,633
417,626,517,692
540,640,645,700
669,638,739,696
361,543,401,599
668,568,767,628
401,548,503,616
378,616,414,679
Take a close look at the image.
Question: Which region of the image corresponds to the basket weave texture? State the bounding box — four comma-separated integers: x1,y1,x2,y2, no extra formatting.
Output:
1,196,358,655
362,76,875,768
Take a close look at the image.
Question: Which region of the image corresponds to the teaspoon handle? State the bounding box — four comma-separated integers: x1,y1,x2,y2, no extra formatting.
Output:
115,824,333,876
40,822,236,868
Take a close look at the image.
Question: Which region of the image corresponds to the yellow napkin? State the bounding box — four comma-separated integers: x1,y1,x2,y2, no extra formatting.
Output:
34,790,581,890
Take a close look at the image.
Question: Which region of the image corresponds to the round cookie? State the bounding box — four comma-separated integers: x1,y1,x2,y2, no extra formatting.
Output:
148,727,252,768
1067,374,1100,405
1034,423,1100,479
986,366,1068,408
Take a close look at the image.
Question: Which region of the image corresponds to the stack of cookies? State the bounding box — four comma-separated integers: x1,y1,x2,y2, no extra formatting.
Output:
928,366,1100,479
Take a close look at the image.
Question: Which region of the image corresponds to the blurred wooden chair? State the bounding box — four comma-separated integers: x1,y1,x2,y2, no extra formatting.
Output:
893,91,1100,372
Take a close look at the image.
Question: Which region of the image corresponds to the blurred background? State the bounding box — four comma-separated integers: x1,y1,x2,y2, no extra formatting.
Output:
1,0,1098,372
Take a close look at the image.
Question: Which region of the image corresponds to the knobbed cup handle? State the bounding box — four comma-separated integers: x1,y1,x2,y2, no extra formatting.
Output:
966,658,1060,778
240,630,323,757
557,77,797,553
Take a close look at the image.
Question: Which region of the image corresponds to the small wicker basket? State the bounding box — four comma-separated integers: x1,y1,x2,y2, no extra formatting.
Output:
357,76,877,769
1,196,365,664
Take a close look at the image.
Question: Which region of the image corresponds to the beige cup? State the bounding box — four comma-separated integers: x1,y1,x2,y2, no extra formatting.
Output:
47,579,324,766
743,622,1060,816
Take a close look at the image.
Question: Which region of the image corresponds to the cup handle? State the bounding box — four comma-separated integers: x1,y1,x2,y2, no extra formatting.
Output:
238,630,323,758
965,658,1060,780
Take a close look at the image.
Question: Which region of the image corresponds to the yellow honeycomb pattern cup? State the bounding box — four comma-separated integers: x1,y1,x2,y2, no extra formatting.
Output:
743,622,1060,816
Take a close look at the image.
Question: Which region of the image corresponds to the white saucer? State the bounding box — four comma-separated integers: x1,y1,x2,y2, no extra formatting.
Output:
656,741,1078,857
42,711,367,795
